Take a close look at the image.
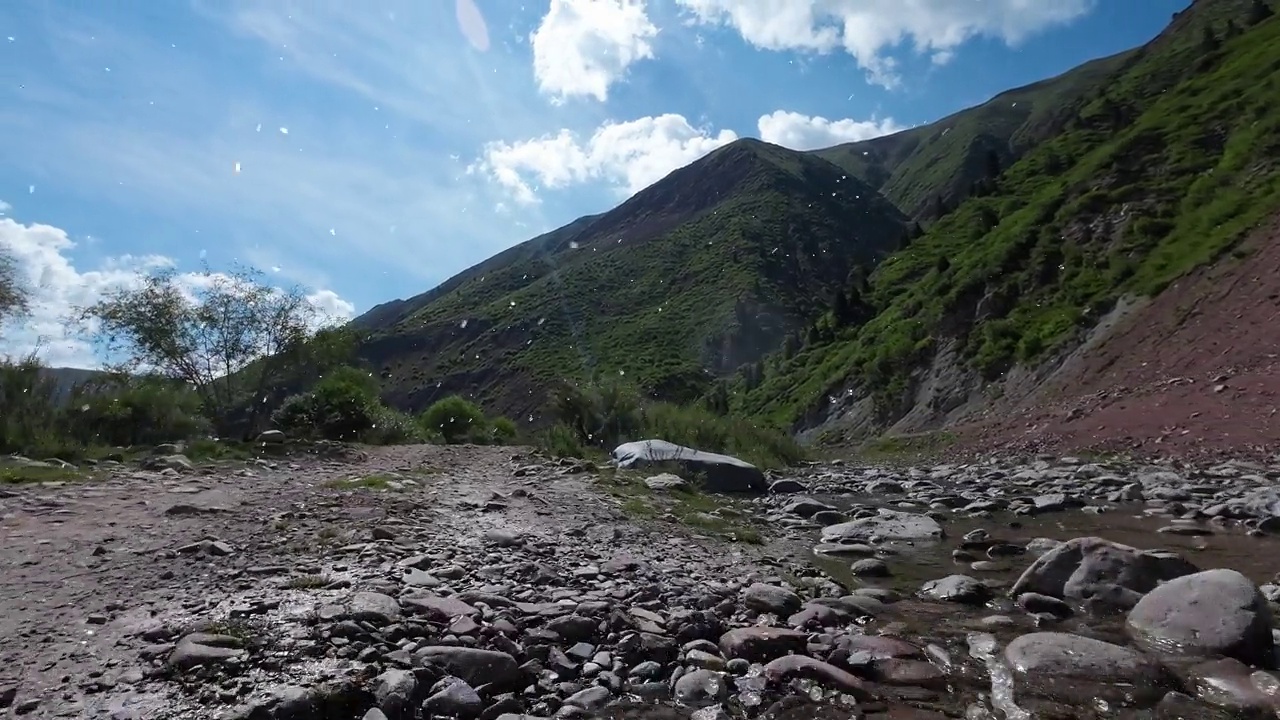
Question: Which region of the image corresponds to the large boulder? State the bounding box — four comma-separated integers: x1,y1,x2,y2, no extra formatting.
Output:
1126,569,1275,668
612,439,766,493
1009,536,1198,610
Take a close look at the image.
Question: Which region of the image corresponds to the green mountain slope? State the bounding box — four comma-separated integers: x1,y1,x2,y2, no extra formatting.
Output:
813,0,1269,220
356,139,909,419
742,0,1280,434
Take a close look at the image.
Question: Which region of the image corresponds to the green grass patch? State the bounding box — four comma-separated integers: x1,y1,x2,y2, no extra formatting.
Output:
854,431,958,465
0,463,85,484
594,468,765,544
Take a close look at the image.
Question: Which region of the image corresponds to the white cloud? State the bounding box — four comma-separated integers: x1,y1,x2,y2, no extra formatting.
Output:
0,0,561,312
757,110,904,150
0,200,10,214
0,217,353,368
531,0,659,103
674,0,1095,87
469,114,738,203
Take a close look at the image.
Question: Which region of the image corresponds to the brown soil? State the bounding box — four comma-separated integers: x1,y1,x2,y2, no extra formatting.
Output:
955,214,1280,462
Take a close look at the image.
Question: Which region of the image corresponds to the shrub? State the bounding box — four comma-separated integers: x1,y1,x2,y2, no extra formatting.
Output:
65,375,209,447
270,365,384,442
419,395,487,444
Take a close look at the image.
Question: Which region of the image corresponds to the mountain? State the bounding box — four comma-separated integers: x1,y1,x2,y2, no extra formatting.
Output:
355,139,909,420
739,0,1280,450
352,0,1280,452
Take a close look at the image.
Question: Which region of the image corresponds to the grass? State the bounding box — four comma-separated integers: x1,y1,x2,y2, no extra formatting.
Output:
0,463,86,484
595,467,765,544
742,7,1280,428
851,431,958,465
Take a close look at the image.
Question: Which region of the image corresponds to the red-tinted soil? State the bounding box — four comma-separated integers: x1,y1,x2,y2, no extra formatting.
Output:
955,215,1280,462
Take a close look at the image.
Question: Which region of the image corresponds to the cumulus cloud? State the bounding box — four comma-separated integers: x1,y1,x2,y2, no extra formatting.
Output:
469,114,738,203
0,216,354,368
531,0,659,102
757,110,904,150
674,0,1095,86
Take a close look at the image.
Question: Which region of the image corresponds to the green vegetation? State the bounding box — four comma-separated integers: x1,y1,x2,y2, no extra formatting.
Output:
0,462,86,485
541,378,804,470
362,140,908,420
742,4,1280,428
594,467,764,544
852,432,958,465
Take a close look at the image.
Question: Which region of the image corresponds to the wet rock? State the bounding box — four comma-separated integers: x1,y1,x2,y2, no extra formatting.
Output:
761,655,873,699
919,575,990,605
673,669,728,706
1127,568,1275,667
1005,631,1168,706
1179,658,1280,716
718,627,807,663
850,558,890,577
820,509,944,544
1009,536,1199,607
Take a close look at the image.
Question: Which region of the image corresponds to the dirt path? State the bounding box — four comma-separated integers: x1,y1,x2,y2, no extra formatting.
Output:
0,445,776,719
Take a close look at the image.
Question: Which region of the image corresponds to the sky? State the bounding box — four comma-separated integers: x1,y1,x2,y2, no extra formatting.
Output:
0,0,1191,367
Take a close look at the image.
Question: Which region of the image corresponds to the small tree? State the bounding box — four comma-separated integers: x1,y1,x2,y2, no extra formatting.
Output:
81,264,341,437
0,247,29,334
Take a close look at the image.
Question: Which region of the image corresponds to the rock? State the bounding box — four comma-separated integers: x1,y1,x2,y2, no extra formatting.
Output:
422,677,483,717
168,633,246,671
718,627,807,663
141,454,194,472
413,647,521,688
345,592,402,625
742,583,802,616
1009,536,1199,607
1005,632,1168,706
258,430,286,443
673,669,728,706
850,558,890,577
769,479,807,494
644,473,688,491
820,509,944,544
919,575,990,605
401,593,478,621
612,439,766,493
1127,568,1275,667
761,655,873,700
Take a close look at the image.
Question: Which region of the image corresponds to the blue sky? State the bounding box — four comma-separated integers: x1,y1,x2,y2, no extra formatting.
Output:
0,0,1188,366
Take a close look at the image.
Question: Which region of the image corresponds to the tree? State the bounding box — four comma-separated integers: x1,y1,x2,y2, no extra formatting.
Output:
81,264,342,437
1200,26,1220,51
0,247,29,335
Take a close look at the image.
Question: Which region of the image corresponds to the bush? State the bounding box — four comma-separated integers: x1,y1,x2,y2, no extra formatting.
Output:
65,375,209,447
271,366,390,442
419,395,487,443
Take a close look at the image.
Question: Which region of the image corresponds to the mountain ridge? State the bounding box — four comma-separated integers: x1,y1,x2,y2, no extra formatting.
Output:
349,0,1280,458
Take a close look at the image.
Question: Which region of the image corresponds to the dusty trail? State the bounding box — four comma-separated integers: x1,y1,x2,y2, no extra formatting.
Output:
5,443,1280,719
